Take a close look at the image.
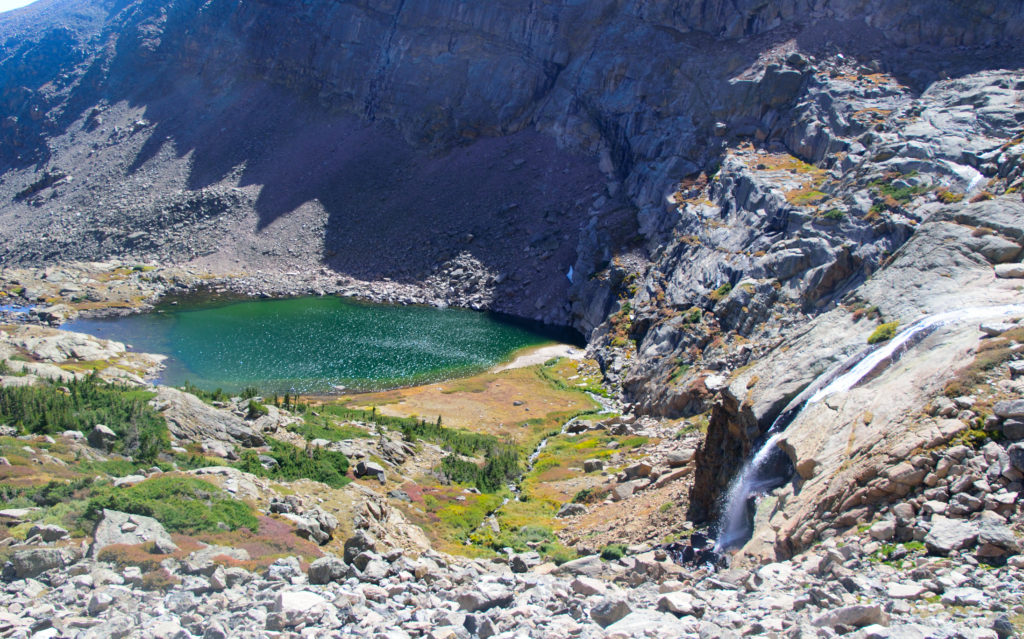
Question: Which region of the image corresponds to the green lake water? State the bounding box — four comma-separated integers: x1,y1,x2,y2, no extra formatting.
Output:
63,296,563,394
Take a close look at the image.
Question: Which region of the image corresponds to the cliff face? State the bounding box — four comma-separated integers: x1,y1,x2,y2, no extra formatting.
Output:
1,0,1021,325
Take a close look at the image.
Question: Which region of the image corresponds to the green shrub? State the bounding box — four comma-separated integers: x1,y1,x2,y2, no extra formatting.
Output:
86,476,257,532
600,543,627,561
291,416,372,441
246,400,269,420
867,321,899,344
710,283,732,302
237,439,350,488
438,444,520,493
0,374,167,461
822,208,845,220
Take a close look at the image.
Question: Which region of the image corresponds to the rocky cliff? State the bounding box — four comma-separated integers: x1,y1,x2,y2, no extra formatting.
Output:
1,0,1022,326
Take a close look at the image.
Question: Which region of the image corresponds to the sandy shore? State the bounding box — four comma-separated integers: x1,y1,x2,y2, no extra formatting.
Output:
491,343,584,372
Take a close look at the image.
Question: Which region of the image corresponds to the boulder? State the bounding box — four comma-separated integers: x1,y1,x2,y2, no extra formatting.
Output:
666,449,696,467
152,387,264,448
1007,443,1024,473
993,400,1024,420
623,462,652,479
924,516,978,555
1002,419,1024,441
590,597,633,628
26,524,69,542
509,552,540,573
554,555,604,577
456,582,513,612
355,460,387,483
91,509,178,556
307,556,348,584
658,591,705,617
980,322,1018,336
977,519,1020,552
571,576,608,596
555,503,587,518
812,604,888,628
6,546,81,580
994,263,1024,278
87,424,118,452
583,459,604,473
271,591,328,628
869,520,896,542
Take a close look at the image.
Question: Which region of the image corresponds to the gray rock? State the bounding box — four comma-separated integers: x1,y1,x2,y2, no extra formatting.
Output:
87,424,118,452
623,462,652,479
26,524,68,542
980,322,1018,336
91,509,178,556
667,449,696,467
509,552,541,573
7,546,81,580
86,591,113,616
659,591,705,617
355,460,387,482
924,516,978,555
994,263,1024,278
555,502,587,518
1002,418,1024,441
812,604,888,628
152,387,264,448
1007,443,1024,473
265,556,303,582
977,519,1020,552
456,583,513,612
554,555,604,577
583,459,604,473
272,591,328,628
869,520,896,541
590,597,633,628
993,400,1024,420
307,556,348,584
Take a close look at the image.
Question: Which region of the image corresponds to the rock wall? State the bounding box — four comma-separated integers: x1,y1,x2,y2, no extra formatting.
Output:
1,0,1022,325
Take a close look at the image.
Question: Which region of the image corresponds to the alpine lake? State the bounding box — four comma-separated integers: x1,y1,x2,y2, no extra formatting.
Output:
63,294,574,395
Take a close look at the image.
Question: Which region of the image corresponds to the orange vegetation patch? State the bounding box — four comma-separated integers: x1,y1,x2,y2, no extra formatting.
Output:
342,366,597,445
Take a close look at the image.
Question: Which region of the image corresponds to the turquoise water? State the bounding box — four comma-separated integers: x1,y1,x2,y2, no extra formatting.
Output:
64,296,558,394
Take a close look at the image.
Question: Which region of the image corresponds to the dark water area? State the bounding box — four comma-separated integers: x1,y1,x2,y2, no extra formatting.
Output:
64,295,575,394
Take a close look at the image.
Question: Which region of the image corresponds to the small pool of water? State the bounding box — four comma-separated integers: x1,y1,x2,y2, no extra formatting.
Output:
64,295,572,394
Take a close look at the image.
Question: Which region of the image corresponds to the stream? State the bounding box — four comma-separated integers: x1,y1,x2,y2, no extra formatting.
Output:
469,391,618,543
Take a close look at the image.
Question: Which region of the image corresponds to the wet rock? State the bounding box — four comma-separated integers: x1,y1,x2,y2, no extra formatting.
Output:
583,459,604,472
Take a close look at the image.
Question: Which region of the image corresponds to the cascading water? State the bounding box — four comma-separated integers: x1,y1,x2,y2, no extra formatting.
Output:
713,304,1024,552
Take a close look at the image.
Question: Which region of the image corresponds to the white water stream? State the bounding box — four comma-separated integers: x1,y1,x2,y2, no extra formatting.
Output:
714,304,1024,552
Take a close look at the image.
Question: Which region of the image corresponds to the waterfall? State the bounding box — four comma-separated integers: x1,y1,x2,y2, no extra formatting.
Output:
713,304,1024,552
